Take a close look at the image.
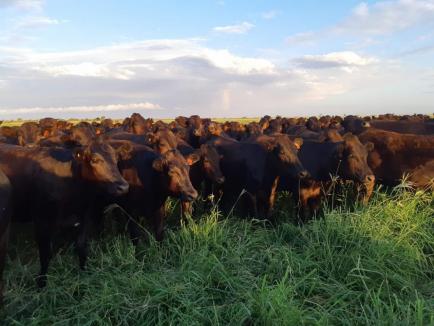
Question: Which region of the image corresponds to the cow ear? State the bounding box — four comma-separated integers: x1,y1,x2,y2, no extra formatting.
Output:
152,157,165,172
117,142,133,160
293,137,303,150
365,141,374,152
186,152,200,166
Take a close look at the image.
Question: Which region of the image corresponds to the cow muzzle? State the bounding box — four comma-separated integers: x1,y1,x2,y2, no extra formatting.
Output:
298,170,310,179
110,180,130,196
181,189,198,202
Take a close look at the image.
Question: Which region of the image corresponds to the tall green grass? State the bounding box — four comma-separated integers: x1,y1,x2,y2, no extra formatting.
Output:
2,188,433,325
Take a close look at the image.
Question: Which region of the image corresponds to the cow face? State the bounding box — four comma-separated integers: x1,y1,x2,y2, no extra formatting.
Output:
74,139,130,196
342,116,370,135
129,113,149,135
152,149,199,202
270,135,309,179
337,134,375,186
146,129,178,154
187,116,205,138
306,117,321,132
17,122,42,147
199,144,225,184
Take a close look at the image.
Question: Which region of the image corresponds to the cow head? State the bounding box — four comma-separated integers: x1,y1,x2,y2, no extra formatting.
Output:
152,149,199,202
306,117,321,132
268,135,309,179
17,122,42,147
342,116,370,135
130,113,150,135
74,138,130,196
336,133,375,189
199,144,225,184
146,129,178,154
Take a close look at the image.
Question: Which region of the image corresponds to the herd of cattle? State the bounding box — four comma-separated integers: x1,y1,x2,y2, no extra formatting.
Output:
0,113,433,302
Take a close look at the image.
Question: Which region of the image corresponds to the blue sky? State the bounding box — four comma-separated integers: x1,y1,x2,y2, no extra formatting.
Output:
0,0,433,119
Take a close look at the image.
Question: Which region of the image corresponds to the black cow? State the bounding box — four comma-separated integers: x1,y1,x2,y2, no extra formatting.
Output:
113,145,199,241
208,134,308,219
281,133,375,221
0,139,130,287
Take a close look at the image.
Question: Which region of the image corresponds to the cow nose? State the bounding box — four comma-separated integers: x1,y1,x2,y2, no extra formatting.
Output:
364,174,375,183
183,190,198,202
216,176,225,184
298,170,309,179
114,181,129,195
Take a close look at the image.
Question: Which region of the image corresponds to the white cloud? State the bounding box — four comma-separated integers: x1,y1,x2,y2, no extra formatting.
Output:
0,102,161,115
15,16,62,29
294,51,378,70
0,0,44,10
1,39,275,78
261,10,279,20
213,22,254,34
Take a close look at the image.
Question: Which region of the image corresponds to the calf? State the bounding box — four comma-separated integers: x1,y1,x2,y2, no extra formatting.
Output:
0,139,130,287
0,169,11,303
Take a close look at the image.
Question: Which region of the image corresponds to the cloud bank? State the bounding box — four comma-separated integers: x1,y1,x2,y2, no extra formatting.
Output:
0,39,404,119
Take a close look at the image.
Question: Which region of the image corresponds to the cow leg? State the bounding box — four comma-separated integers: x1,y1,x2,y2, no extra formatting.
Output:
34,223,52,288
126,211,143,247
245,192,258,218
265,177,280,220
75,214,91,270
153,201,166,242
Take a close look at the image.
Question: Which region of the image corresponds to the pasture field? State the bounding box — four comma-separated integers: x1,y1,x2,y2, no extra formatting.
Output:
2,187,433,325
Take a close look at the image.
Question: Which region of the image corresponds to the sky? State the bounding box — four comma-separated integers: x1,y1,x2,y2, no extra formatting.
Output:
0,0,433,119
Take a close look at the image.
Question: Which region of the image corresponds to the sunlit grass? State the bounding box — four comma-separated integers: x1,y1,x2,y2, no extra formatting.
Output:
2,188,433,325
